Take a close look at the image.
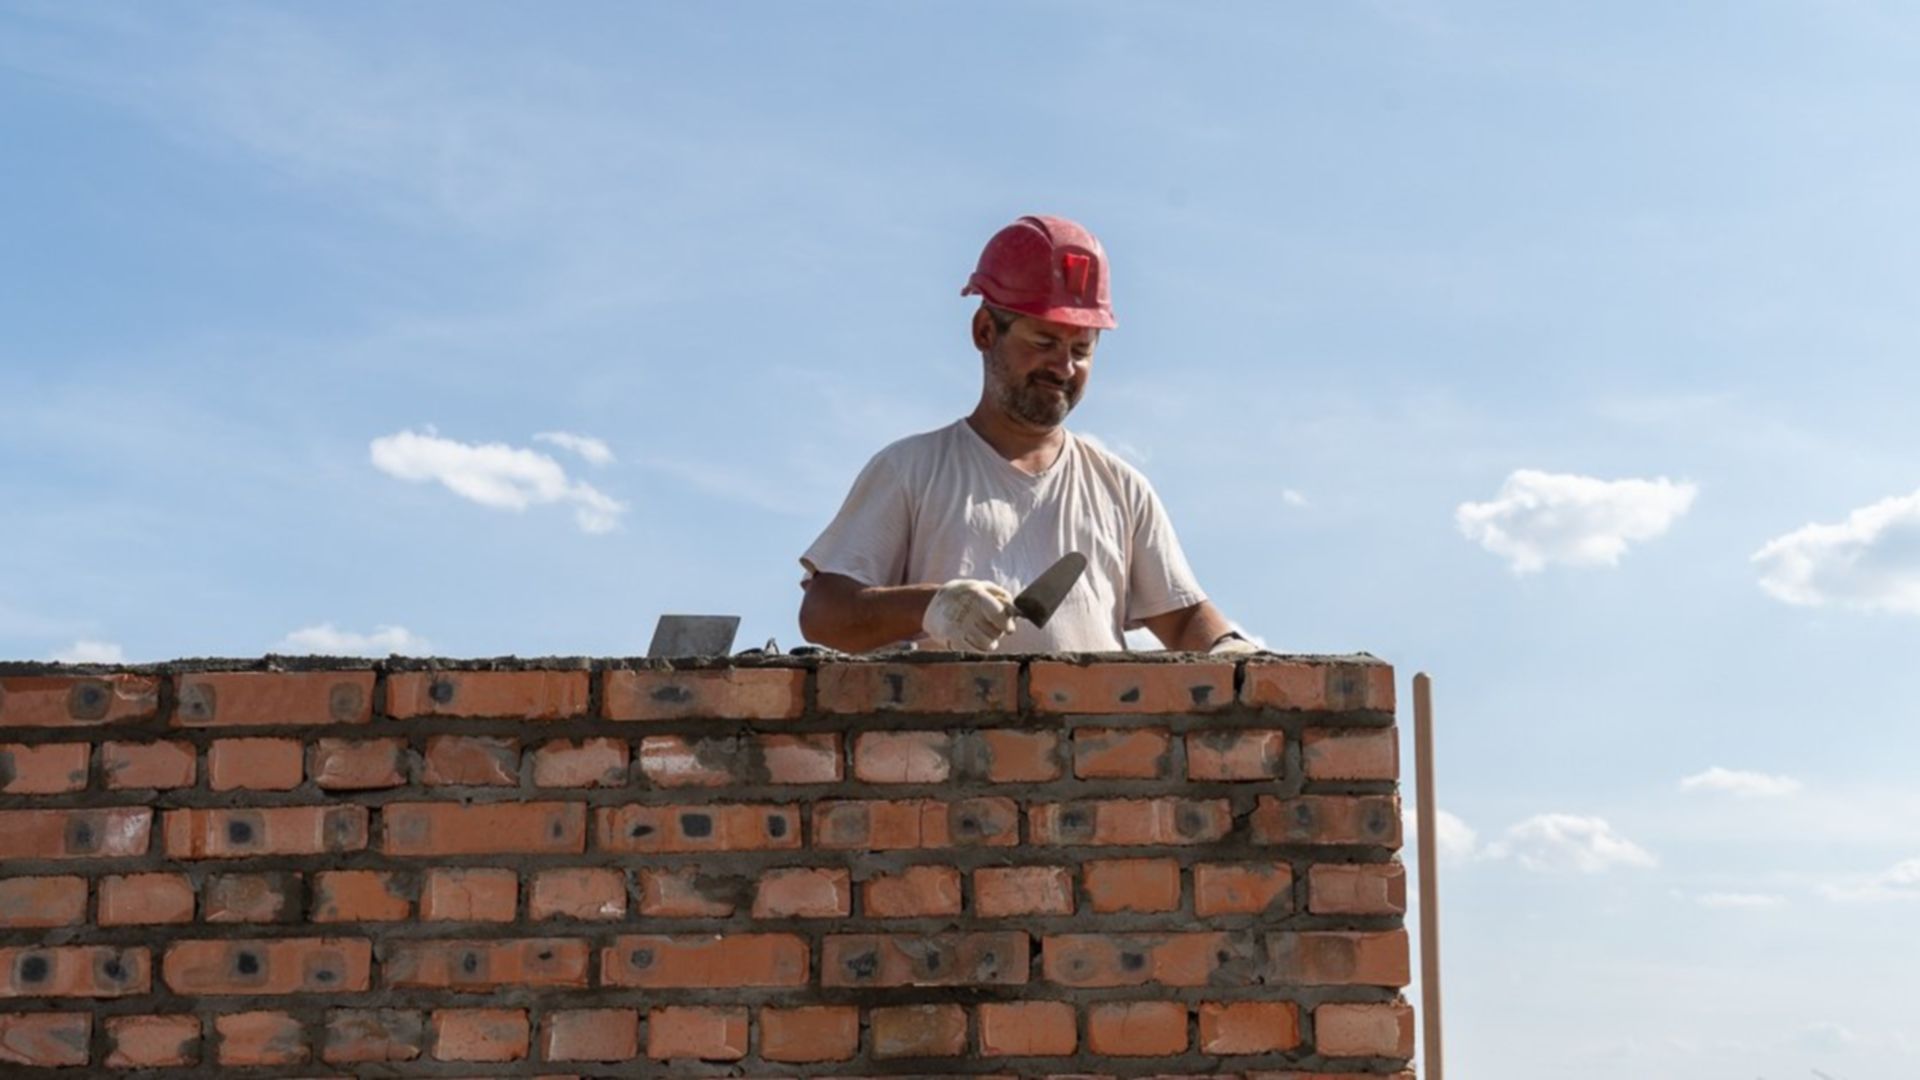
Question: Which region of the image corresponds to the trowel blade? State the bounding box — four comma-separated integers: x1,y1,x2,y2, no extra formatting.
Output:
1013,552,1088,628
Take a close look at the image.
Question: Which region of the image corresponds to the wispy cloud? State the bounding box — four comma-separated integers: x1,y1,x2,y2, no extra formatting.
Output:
1455,469,1697,574
1752,488,1920,614
1401,807,1482,866
51,640,127,664
1818,857,1920,903
370,427,625,534
1281,488,1309,508
534,431,615,467
1679,766,1804,798
1483,813,1657,873
277,623,430,656
1694,892,1787,910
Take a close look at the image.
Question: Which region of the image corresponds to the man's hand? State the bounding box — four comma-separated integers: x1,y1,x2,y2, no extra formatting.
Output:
922,579,1019,651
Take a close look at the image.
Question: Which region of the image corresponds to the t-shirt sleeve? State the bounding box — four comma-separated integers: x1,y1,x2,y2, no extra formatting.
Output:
1124,477,1208,626
799,451,912,589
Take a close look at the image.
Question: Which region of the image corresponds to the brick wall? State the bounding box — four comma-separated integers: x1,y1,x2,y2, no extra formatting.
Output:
0,655,1410,1077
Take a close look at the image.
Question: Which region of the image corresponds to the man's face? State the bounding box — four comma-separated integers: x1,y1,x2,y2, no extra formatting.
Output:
980,311,1099,428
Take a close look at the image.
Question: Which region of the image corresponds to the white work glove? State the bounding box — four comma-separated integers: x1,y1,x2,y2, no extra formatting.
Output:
922,579,1019,651
1209,632,1259,656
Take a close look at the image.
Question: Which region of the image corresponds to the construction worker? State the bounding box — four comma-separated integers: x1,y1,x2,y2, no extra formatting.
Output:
798,214,1256,655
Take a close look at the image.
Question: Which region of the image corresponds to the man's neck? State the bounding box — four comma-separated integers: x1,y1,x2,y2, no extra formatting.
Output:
965,403,1066,477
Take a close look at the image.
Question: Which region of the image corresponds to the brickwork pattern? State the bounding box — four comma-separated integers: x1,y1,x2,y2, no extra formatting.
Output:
0,656,1410,1077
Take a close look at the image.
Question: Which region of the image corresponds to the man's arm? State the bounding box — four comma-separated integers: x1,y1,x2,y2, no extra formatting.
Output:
799,573,942,653
1138,599,1238,652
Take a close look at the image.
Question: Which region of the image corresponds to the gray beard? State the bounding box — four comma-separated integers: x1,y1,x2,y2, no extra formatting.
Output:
988,353,1079,427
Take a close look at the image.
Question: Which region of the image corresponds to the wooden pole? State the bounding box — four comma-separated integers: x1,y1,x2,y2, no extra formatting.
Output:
1413,672,1444,1078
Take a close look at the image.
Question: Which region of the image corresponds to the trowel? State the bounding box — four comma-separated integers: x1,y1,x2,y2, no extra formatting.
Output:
1012,552,1088,628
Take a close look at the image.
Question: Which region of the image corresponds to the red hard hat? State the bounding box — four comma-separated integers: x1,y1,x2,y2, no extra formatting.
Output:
962,214,1116,330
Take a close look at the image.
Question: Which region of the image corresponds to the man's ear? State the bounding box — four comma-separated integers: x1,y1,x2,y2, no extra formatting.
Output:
971,306,995,352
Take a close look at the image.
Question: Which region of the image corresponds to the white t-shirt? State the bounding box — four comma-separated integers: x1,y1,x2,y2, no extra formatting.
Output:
800,419,1207,651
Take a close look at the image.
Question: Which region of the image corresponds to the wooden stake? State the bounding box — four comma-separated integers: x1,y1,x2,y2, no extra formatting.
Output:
1413,672,1444,1078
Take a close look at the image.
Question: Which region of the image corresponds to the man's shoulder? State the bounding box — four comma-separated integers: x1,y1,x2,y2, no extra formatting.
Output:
865,419,966,472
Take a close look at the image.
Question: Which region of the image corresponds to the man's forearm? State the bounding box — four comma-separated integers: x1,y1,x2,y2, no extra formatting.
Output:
799,575,939,653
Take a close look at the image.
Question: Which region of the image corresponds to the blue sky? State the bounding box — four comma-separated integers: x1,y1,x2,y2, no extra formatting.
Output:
5,3,1920,1075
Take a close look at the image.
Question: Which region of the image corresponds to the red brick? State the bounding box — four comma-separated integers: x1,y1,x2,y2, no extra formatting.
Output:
1242,659,1394,712
422,867,517,922
532,738,628,787
975,865,1074,917
0,742,89,793
1314,1000,1414,1057
1072,726,1171,778
0,875,87,927
162,937,370,995
598,803,799,853
602,934,808,988
753,867,851,918
309,737,407,789
541,1007,638,1063
871,1004,966,1059
817,660,1016,713
1187,728,1287,780
1310,862,1407,915
0,673,158,727
174,671,373,726
382,938,589,991
1084,858,1181,913
1303,727,1399,780
0,1012,91,1066
106,1014,200,1067
531,868,627,920
165,805,366,858
636,867,739,917
98,873,195,925
977,728,1062,781
1031,660,1232,714
323,1009,422,1064
203,873,300,923
863,864,962,917
759,1005,859,1063
421,734,520,785
1199,1001,1300,1053
0,944,148,997
216,1010,306,1066
382,801,584,855
387,670,588,720
208,737,304,791
1087,1001,1186,1056
1030,797,1231,846
760,732,843,783
1269,930,1410,987
979,1000,1076,1056
430,1007,529,1062
813,797,1018,849
101,740,195,789
855,730,952,783
1195,862,1294,916
1042,932,1235,988
822,932,1028,988
647,1005,747,1061
0,807,150,860
602,667,803,721
1250,795,1400,847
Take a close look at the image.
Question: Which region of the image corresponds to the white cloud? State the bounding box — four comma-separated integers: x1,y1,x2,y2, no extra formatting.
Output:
1752,487,1920,613
1694,892,1786,910
534,430,615,466
1818,857,1920,903
1679,766,1804,798
278,623,430,656
51,640,126,664
1281,488,1308,508
370,428,625,534
1483,813,1657,874
1400,806,1481,866
1455,469,1697,573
